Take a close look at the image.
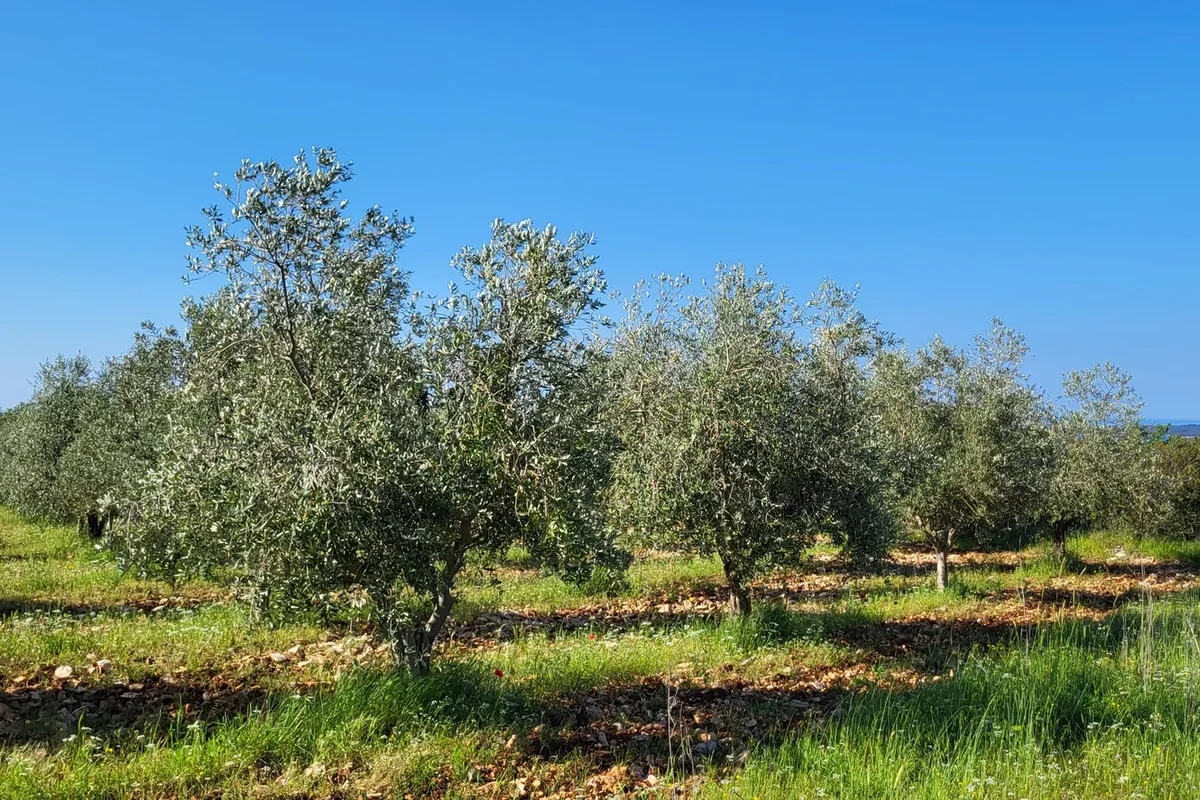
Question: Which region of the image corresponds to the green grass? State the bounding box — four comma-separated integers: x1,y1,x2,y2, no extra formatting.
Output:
1068,528,1200,566
0,617,848,798
456,552,727,619
3,509,1200,797
0,603,326,680
710,595,1200,800
0,507,222,611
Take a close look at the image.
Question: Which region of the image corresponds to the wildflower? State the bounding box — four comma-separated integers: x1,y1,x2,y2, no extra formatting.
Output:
494,668,504,677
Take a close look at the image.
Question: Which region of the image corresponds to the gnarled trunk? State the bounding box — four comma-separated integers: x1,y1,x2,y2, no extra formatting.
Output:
375,578,458,677
398,583,456,676
377,519,473,676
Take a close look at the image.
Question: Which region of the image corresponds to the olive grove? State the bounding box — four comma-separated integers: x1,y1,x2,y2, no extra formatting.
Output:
0,148,1184,668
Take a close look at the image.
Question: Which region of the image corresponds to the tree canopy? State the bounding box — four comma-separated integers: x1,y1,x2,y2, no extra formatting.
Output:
874,321,1052,589
106,151,624,672
607,266,894,614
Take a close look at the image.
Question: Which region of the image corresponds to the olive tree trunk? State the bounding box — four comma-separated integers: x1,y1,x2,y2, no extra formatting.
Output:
375,539,469,676
374,578,459,676
398,583,456,676
722,558,752,617
932,529,954,592
1051,520,1070,559
935,549,949,591
79,510,107,539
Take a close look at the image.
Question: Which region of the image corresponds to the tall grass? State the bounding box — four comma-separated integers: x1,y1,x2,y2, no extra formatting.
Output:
713,593,1200,799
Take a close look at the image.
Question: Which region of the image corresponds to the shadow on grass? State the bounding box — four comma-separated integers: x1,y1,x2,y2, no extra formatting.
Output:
723,591,1200,674
454,596,1198,775
748,606,1200,774
0,553,53,564
0,648,837,775
446,574,1179,658
0,661,525,752
992,584,1153,611
0,669,271,748
0,595,214,620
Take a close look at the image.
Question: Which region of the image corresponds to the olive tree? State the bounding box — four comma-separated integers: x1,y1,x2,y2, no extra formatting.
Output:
55,324,185,538
378,218,626,670
116,150,621,673
875,320,1051,590
0,404,27,507
0,355,98,523
607,266,893,616
1158,434,1200,537
800,280,897,564
1042,363,1156,555
114,150,421,619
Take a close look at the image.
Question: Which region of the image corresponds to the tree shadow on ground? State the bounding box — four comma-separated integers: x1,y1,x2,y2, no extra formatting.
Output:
0,595,215,620
0,648,838,765
445,573,1192,651
0,553,53,563
506,601,1196,786
0,668,270,748
0,659,575,753
993,584,1154,611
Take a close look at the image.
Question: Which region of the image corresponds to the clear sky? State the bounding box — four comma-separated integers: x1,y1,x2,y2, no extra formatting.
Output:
1,2,1197,417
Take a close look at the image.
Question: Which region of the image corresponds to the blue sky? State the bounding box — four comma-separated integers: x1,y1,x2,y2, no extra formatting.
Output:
1,2,1197,416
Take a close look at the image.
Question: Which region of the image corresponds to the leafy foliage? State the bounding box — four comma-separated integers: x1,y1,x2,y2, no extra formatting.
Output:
874,320,1051,588
113,150,421,621
0,355,98,523
799,280,897,564
1158,434,1200,536
110,151,622,672
607,266,894,614
1043,363,1168,550
62,324,185,537
383,218,627,668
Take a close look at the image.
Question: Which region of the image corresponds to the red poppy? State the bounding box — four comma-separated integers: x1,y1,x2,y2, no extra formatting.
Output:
494,668,504,678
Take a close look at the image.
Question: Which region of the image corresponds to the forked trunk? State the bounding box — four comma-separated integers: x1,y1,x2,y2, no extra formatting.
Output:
80,510,106,539
379,522,472,676
381,582,457,677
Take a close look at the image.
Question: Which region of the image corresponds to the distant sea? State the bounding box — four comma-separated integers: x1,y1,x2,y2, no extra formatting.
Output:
1144,419,1200,438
